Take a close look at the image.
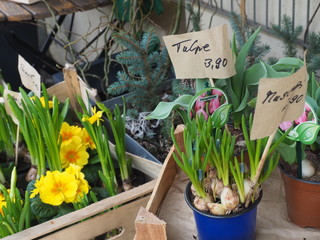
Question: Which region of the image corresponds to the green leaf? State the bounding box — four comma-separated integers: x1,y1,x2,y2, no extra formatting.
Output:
146,95,193,120
232,27,261,98
30,197,58,218
288,122,320,145
271,57,304,71
211,104,232,128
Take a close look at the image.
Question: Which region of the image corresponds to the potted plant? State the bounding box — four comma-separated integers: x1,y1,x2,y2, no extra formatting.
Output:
168,96,288,239
277,73,320,228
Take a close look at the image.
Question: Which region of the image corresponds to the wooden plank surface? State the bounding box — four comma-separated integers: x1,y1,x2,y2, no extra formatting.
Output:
0,1,32,21
45,0,78,16
2,179,157,240
20,1,56,19
68,0,99,11
43,196,150,240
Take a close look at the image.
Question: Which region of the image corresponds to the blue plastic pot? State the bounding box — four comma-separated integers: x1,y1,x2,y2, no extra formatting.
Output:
185,181,262,240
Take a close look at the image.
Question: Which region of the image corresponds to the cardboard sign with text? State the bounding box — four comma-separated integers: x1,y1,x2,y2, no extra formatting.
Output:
3,89,22,125
163,25,236,79
18,55,41,97
250,61,308,140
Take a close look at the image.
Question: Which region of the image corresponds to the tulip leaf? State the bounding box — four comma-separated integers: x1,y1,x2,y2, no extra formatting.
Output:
146,94,193,120
271,57,304,71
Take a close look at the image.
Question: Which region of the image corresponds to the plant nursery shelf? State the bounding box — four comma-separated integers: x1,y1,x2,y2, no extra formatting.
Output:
0,0,111,22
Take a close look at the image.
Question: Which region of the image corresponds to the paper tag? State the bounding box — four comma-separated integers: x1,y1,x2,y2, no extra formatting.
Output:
3,89,22,125
163,24,236,79
250,58,308,140
18,55,41,97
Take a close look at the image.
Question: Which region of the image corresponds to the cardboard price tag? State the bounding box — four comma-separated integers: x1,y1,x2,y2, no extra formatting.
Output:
163,24,236,79
3,89,22,125
18,55,41,97
250,60,308,140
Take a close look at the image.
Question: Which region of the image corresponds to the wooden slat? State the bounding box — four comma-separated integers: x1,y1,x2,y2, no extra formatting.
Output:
45,0,78,16
2,179,157,240
20,1,57,19
68,0,99,11
97,0,112,7
0,1,32,21
43,196,150,240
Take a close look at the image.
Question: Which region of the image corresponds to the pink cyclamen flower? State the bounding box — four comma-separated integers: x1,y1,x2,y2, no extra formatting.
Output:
212,89,223,97
209,98,221,114
196,108,208,121
279,121,292,131
294,111,308,125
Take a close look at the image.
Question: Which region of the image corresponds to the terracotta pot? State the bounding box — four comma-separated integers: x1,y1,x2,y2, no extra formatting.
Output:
280,165,320,228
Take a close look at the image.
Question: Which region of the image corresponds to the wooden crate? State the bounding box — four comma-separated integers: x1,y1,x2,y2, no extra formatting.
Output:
133,125,184,240
3,151,162,240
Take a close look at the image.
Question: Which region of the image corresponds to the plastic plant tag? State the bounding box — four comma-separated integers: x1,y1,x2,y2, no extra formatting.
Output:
163,24,236,79
3,89,22,125
18,55,41,97
250,53,308,140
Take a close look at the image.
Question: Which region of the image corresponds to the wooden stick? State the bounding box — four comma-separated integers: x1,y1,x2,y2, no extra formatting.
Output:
209,78,215,87
245,130,277,207
63,64,81,112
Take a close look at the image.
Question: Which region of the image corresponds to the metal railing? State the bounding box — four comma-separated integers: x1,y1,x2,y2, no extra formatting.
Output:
188,0,320,48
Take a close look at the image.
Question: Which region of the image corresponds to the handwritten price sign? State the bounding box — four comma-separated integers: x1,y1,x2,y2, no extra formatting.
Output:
18,55,41,97
250,57,308,140
163,25,236,79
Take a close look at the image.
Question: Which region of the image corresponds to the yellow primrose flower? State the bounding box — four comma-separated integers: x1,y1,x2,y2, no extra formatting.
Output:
87,106,104,126
65,164,90,203
0,193,6,216
60,122,83,144
82,128,96,150
39,171,78,206
30,96,53,109
30,175,45,198
60,140,89,169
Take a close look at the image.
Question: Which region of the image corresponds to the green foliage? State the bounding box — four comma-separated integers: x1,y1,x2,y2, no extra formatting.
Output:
230,12,270,65
272,15,303,57
107,30,170,112
0,168,31,238
306,32,320,73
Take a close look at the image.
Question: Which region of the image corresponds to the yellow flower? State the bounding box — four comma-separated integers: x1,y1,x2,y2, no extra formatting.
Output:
39,171,78,206
30,96,53,109
60,122,83,144
65,164,90,202
86,106,104,126
60,140,89,169
0,193,6,216
82,128,96,150
30,175,45,198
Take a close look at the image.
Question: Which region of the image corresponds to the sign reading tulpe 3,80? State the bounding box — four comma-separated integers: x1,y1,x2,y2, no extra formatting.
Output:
163,25,236,79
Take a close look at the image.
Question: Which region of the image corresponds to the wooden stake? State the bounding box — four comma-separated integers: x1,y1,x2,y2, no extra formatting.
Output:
209,78,215,87
63,64,81,112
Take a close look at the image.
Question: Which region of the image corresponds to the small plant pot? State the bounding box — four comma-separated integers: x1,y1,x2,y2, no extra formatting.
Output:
280,166,320,228
185,181,262,240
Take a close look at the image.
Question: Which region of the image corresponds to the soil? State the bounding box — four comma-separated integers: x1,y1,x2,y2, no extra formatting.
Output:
127,126,172,163
280,148,320,182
